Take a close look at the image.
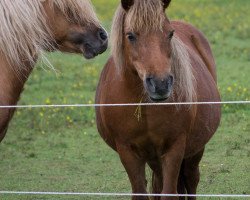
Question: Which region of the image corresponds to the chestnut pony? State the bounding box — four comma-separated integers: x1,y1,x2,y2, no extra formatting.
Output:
96,0,220,199
0,0,108,142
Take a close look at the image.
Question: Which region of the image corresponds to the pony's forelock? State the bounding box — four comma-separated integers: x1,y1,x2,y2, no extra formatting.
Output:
0,0,99,73
125,0,165,32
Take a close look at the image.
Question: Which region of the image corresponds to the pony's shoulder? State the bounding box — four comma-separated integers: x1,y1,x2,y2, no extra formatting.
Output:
106,57,115,67
102,57,116,74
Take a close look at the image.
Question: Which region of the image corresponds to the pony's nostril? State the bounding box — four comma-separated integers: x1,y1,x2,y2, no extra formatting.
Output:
146,77,153,86
98,29,108,42
167,75,174,86
146,77,156,93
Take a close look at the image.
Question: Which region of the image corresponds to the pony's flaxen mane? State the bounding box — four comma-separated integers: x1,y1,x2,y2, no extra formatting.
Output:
170,36,197,103
111,0,196,102
49,0,99,25
0,0,99,71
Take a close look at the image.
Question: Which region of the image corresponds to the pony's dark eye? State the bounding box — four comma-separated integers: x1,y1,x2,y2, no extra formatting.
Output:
126,32,137,42
168,30,175,39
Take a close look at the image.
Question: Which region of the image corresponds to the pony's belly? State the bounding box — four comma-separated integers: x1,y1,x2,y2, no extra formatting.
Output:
125,113,217,158
184,104,221,158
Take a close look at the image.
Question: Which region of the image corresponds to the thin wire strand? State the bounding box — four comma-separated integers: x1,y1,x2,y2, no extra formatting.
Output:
0,101,249,198
0,191,249,198
0,101,249,109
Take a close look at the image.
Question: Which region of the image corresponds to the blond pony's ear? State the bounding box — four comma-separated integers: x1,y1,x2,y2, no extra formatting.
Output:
162,0,171,10
121,0,134,11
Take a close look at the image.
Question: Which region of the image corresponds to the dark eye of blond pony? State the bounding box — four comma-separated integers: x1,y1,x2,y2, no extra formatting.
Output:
126,32,137,42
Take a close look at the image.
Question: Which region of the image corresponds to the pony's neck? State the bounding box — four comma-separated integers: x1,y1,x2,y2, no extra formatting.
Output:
0,53,35,105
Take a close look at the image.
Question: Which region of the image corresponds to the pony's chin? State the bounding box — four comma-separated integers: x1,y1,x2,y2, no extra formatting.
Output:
82,46,107,59
149,97,168,102
83,52,97,59
148,93,171,102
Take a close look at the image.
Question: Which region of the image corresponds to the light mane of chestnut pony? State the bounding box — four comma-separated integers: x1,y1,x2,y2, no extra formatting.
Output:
111,1,198,103
0,0,99,72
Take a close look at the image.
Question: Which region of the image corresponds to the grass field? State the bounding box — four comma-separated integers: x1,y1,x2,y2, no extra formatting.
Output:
0,0,249,199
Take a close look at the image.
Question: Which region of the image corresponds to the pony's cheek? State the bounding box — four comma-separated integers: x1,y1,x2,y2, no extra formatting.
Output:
57,41,81,54
133,62,146,80
127,51,140,68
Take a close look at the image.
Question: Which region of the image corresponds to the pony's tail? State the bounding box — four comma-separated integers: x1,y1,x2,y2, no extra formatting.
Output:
150,171,162,200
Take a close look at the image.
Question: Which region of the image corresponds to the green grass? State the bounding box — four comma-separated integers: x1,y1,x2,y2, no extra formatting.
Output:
0,0,249,199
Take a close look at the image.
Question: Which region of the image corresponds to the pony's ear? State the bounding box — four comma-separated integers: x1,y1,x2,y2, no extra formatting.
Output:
121,0,134,11
162,0,171,10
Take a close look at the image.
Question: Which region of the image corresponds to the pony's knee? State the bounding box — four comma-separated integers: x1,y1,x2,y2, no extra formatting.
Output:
184,166,200,182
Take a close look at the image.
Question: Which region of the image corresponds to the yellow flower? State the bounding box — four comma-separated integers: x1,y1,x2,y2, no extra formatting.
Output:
194,9,201,17
45,98,51,104
227,87,232,92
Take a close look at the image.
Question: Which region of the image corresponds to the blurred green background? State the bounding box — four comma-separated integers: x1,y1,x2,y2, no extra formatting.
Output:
0,0,249,199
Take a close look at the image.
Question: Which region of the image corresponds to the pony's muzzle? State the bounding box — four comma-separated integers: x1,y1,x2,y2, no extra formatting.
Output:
145,75,174,102
70,27,108,59
82,28,108,59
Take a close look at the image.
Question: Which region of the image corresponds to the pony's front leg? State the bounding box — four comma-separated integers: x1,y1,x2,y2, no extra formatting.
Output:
148,160,163,200
161,135,186,200
183,148,205,200
117,143,149,200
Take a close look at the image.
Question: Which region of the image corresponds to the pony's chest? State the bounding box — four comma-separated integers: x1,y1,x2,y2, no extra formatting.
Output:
103,105,189,142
